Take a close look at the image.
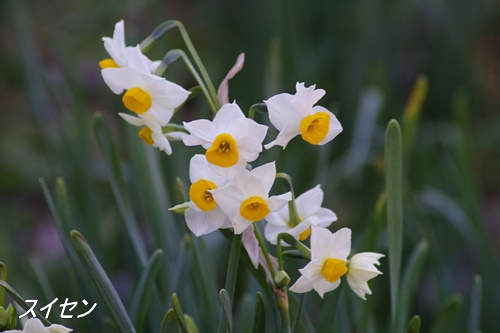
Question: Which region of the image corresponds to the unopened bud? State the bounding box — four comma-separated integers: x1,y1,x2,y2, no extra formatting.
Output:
169,202,189,215
0,304,17,330
274,270,291,288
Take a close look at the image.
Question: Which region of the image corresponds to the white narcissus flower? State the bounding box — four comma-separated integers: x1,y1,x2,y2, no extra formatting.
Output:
182,102,268,168
185,155,234,236
4,318,72,333
264,185,337,244
264,82,342,149
289,227,384,299
119,113,184,155
210,162,292,234
99,19,161,72
102,46,190,126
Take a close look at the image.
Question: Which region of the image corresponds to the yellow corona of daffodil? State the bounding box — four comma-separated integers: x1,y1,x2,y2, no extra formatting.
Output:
102,46,190,126
264,82,343,149
182,102,268,168
210,162,291,234
289,227,384,299
185,155,234,236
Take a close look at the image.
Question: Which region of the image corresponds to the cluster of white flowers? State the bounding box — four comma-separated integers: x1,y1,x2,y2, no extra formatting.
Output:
99,20,383,301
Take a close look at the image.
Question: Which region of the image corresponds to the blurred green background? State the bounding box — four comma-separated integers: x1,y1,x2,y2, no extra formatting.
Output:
0,0,499,332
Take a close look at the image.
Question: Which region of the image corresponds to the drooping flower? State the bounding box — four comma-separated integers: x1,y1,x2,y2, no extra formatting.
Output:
264,185,337,244
289,227,384,299
264,82,342,149
102,46,190,126
99,19,160,72
184,154,234,236
182,102,268,168
3,318,72,333
118,113,184,155
210,162,292,234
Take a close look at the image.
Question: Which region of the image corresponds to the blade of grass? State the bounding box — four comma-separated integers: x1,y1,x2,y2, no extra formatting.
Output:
161,309,180,333
219,289,233,333
402,75,428,163
129,249,164,333
467,275,482,333
70,230,136,333
405,315,421,333
253,292,266,333
385,119,403,323
429,295,462,333
395,240,429,333
0,280,51,326
93,113,147,264
172,293,189,333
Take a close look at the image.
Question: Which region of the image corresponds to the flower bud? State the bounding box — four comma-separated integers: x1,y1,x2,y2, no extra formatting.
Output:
169,202,189,215
0,304,17,330
274,270,291,288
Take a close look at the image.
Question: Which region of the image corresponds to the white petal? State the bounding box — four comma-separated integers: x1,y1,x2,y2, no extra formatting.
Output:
310,226,332,259
165,131,186,141
145,104,173,127
182,119,215,146
312,276,341,298
265,210,288,227
151,133,172,155
210,185,243,218
346,278,371,300
250,162,276,194
189,154,209,182
289,275,313,294
213,102,246,133
264,223,286,244
267,192,292,212
313,207,338,227
264,92,302,131
267,121,301,149
47,324,73,333
127,46,151,74
326,227,351,261
149,60,161,73
113,20,125,49
231,215,253,234
290,82,325,114
348,252,384,282
314,107,343,145
295,185,323,218
242,226,260,268
118,113,145,126
185,205,225,236
101,67,140,94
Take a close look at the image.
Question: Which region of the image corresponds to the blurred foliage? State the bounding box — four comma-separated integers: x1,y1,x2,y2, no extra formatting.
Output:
0,0,499,332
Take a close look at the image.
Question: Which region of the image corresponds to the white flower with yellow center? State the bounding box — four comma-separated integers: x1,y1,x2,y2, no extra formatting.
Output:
102,46,190,126
118,113,184,155
264,185,337,244
99,19,160,72
210,162,292,234
264,82,342,149
4,318,72,333
182,102,268,168
185,155,234,236
289,227,384,299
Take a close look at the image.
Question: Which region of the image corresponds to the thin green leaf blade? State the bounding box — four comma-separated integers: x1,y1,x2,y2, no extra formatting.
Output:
161,309,180,333
395,240,429,333
172,293,188,333
429,295,462,333
405,315,421,333
468,275,482,333
253,292,266,333
219,289,233,333
70,230,135,333
129,249,164,332
385,119,403,322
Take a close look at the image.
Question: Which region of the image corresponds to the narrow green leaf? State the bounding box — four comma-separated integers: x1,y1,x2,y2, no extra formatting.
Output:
0,280,51,326
429,295,462,333
253,292,266,333
70,230,136,333
317,288,341,333
281,250,308,260
219,289,233,333
172,294,189,333
405,315,421,333
395,240,429,333
402,75,428,162
0,262,6,307
385,119,403,322
129,249,164,333
93,113,147,264
184,315,200,333
161,309,180,333
29,258,56,304
468,275,482,333
103,317,120,333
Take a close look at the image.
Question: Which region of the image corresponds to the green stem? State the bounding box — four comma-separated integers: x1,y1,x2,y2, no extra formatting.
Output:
140,21,220,110
248,103,267,120
253,224,275,278
275,173,300,227
276,234,284,271
292,294,305,333
278,293,291,333
294,242,311,260
0,262,6,307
